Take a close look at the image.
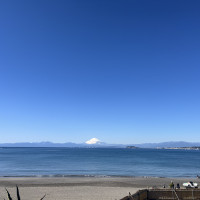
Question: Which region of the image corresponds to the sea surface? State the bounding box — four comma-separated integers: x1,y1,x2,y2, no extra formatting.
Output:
0,148,199,178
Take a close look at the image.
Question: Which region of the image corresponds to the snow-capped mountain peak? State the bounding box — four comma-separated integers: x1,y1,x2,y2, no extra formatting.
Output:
85,138,102,144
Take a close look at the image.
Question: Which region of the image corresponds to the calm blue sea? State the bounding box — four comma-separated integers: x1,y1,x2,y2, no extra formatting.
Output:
0,148,199,178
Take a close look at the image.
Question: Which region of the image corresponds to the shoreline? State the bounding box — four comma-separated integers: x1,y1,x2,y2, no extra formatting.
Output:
0,177,199,200
0,176,199,187
0,174,198,178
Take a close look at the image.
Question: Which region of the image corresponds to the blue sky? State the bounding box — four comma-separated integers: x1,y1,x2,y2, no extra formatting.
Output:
0,0,200,144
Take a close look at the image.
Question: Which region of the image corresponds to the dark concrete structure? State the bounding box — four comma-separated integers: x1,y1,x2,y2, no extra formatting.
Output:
121,189,200,200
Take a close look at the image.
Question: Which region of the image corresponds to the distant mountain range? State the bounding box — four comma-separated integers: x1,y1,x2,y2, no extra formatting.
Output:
134,141,200,148
0,141,122,148
0,138,200,148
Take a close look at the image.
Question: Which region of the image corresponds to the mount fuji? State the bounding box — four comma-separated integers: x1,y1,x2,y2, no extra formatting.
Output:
85,138,105,145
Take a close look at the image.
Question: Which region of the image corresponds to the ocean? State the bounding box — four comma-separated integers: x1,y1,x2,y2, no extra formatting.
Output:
0,147,199,178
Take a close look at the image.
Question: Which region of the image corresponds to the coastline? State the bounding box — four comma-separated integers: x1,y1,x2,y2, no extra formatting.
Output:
0,177,199,200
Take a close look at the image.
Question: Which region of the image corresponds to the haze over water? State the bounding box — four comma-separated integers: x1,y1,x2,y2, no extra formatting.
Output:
0,148,199,178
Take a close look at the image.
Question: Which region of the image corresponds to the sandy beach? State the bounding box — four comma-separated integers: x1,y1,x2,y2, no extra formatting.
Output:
0,177,198,200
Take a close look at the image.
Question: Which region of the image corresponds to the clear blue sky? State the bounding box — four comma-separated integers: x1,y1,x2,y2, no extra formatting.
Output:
0,0,200,144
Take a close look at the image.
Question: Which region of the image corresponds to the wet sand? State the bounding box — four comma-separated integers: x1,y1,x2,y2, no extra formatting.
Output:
0,177,198,200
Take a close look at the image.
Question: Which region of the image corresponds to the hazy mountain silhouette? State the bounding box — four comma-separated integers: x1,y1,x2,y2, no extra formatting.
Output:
0,141,200,148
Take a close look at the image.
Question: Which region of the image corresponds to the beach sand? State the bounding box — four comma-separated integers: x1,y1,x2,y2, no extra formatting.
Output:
0,177,198,200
